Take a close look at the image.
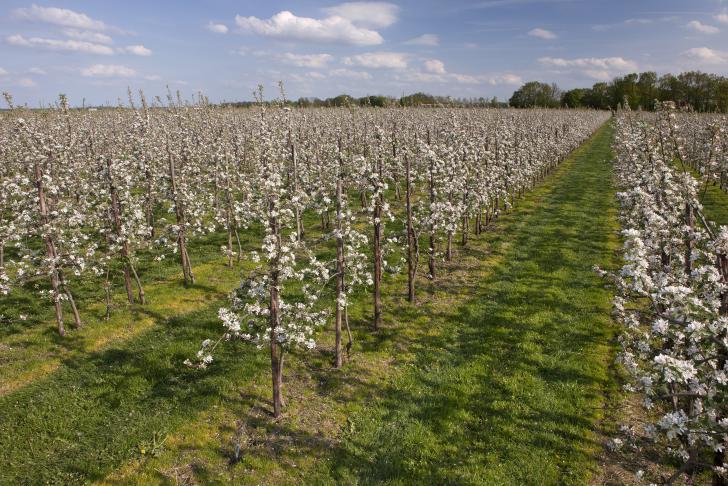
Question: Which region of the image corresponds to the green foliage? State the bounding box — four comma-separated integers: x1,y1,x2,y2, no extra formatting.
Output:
509,82,561,108
399,92,438,106
561,88,588,109
553,70,728,112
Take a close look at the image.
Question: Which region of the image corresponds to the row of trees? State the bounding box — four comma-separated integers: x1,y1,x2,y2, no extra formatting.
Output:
609,102,728,484
511,71,728,112
0,89,608,417
219,92,506,109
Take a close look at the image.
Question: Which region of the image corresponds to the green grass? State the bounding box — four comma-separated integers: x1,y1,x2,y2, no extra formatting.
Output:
308,122,621,485
0,122,620,485
677,163,728,227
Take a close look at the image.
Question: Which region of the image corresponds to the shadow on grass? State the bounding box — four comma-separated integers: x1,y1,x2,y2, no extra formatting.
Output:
0,298,268,485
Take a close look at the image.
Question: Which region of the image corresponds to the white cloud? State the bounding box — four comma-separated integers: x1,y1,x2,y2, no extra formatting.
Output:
17,78,36,87
144,74,162,81
714,10,728,24
63,29,113,44
81,64,136,77
235,10,383,45
624,18,653,25
343,52,408,69
207,22,228,34
582,70,611,80
329,68,372,79
27,67,46,75
539,56,637,70
404,34,439,46
281,53,333,68
593,16,675,31
450,73,479,84
7,34,114,55
0,68,7,76
305,71,326,79
397,67,519,86
321,2,399,28
528,28,557,40
122,44,152,56
686,20,719,34
424,59,446,74
14,4,106,30
487,73,523,85
539,56,636,80
682,46,727,64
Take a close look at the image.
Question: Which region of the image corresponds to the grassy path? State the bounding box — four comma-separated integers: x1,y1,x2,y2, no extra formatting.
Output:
0,122,619,485
311,122,621,485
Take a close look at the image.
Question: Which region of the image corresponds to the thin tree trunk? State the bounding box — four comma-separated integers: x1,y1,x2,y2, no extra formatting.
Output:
373,156,383,331
685,202,694,275
268,192,284,418
106,157,135,304
405,153,416,302
335,162,345,368
129,262,146,305
291,141,304,241
234,228,243,263
462,214,469,246
34,161,65,336
428,150,436,280
167,140,194,286
104,269,111,321
227,227,234,268
58,270,82,329
144,166,155,240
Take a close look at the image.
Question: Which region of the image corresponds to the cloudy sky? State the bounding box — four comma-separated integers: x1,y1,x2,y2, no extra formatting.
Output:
1,0,728,106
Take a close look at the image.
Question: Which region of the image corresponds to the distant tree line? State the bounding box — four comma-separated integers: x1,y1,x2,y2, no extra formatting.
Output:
509,71,728,112
219,92,508,109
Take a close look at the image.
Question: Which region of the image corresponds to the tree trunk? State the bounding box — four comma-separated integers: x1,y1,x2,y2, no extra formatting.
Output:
685,202,694,275
373,158,383,331
291,140,304,241
144,166,155,240
268,193,284,418
428,153,436,280
34,161,65,336
405,154,416,303
167,141,194,286
335,168,345,368
104,270,111,321
129,262,146,305
462,214,469,246
106,157,135,304
59,270,82,329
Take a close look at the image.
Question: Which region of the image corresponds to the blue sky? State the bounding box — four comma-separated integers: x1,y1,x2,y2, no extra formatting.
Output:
1,0,728,106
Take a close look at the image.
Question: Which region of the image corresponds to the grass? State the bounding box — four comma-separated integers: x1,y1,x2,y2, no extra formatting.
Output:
0,122,621,485
678,164,728,227
307,122,621,485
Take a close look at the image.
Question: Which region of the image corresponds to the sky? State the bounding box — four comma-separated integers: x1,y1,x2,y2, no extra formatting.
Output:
1,0,728,106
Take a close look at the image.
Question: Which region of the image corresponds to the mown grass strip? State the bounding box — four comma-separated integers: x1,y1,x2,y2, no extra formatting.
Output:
299,122,621,486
